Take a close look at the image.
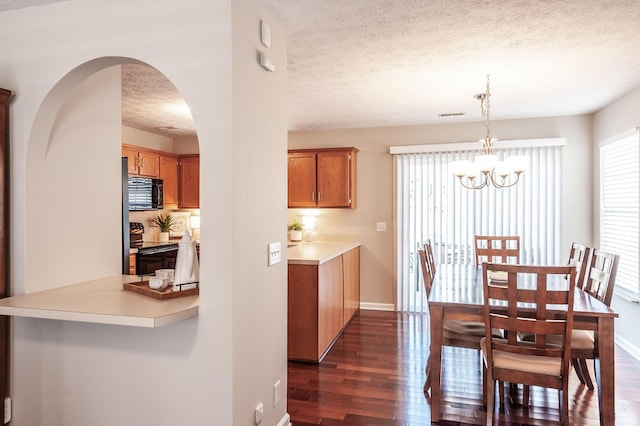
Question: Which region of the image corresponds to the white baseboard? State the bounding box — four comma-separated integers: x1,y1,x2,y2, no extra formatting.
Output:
276,413,291,426
616,335,640,363
360,302,395,311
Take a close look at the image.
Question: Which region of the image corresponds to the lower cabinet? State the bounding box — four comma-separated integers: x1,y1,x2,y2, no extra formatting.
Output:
288,247,360,362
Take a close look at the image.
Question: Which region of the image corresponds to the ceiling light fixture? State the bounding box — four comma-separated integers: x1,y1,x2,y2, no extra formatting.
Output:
449,75,528,189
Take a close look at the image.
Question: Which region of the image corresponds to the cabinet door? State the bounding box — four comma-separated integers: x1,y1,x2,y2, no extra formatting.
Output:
317,150,353,208
159,154,179,209
137,150,160,178
288,152,317,207
287,264,320,361
122,145,139,175
179,155,200,208
318,256,344,358
342,247,360,325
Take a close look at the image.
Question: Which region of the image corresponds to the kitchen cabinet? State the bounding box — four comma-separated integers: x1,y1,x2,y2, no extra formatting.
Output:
129,253,136,275
122,144,160,178
342,246,360,325
159,153,179,209
287,246,360,362
179,154,200,208
288,147,358,208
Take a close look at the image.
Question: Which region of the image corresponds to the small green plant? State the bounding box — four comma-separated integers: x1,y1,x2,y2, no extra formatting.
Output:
288,220,303,231
149,213,176,232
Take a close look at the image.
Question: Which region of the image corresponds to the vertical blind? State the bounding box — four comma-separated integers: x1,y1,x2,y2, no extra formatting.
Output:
599,128,640,299
394,141,564,312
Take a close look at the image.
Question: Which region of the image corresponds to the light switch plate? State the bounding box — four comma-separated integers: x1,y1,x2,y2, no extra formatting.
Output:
260,20,271,48
268,242,281,266
376,222,387,232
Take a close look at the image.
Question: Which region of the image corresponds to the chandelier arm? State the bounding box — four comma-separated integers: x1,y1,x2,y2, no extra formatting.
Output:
488,171,522,188
458,174,489,190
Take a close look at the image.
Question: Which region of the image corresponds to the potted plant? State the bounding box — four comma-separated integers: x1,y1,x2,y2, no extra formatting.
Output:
288,220,303,242
149,213,175,242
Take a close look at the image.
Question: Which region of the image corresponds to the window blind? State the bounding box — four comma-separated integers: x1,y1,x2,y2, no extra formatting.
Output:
394,142,563,312
600,128,640,299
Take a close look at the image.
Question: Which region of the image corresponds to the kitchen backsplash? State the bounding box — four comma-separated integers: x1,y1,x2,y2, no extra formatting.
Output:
130,209,199,241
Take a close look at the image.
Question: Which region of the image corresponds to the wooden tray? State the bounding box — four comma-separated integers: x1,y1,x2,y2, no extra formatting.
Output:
123,281,199,300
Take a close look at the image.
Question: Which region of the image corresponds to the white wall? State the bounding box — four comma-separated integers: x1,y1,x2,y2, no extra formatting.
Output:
0,0,288,425
122,125,175,152
289,114,593,307
593,85,640,357
231,1,289,425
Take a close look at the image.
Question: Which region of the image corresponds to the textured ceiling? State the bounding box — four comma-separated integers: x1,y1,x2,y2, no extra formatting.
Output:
121,64,195,138
264,0,640,131
4,1,640,135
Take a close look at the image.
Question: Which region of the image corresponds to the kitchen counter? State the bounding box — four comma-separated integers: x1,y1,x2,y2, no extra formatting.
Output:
287,236,362,265
0,275,198,328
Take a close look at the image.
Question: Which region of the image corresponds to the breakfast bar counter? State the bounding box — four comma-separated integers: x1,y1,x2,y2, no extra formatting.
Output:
0,275,199,328
287,236,362,265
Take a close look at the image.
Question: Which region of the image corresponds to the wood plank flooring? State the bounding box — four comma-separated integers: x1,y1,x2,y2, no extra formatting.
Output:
288,310,640,425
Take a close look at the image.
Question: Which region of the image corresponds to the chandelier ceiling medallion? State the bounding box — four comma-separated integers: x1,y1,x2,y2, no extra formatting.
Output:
449,75,528,189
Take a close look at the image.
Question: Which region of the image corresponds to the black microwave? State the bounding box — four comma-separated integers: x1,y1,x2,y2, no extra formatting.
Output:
128,176,163,211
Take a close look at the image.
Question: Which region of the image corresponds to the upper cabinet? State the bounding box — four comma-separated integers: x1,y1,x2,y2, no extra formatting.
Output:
179,154,200,208
122,144,160,178
159,153,179,210
288,147,358,208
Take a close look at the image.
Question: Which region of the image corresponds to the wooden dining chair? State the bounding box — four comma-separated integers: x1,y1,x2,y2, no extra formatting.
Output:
481,262,576,425
420,240,495,396
568,242,592,289
474,235,520,265
570,248,619,390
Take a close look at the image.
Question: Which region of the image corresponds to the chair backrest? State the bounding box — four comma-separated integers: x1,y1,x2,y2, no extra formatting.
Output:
425,239,436,276
583,248,619,306
568,242,591,289
417,243,433,295
474,235,520,265
482,262,576,385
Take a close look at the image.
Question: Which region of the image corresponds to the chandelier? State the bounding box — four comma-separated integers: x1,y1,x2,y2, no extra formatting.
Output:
449,75,528,189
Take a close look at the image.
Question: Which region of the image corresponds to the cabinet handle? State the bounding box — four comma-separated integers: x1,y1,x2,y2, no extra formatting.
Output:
312,192,315,202
318,192,321,202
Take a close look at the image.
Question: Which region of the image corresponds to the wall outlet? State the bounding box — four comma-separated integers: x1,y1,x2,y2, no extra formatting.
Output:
255,401,263,425
4,397,10,424
376,222,387,232
273,379,281,407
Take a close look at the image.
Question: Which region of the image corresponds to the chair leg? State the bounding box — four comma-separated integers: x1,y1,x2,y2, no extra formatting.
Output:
523,385,530,408
486,376,495,426
482,363,487,405
572,358,587,385
498,381,505,409
424,354,431,392
578,358,595,390
559,388,569,425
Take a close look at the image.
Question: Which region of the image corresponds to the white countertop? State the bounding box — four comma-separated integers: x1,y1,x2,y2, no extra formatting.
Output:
0,275,199,328
287,236,362,265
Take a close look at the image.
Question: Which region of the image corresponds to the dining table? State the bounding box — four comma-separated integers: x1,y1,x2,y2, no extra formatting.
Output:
427,264,618,425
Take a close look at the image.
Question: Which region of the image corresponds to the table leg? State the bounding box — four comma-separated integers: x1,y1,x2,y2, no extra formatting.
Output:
429,305,444,423
595,317,615,426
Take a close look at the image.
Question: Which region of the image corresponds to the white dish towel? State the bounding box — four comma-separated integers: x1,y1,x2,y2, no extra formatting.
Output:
173,230,200,291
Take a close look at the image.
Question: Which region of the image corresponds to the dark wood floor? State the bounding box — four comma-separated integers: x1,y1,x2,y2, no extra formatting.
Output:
288,310,640,425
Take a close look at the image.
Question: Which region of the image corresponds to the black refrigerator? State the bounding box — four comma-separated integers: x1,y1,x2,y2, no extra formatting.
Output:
121,157,130,275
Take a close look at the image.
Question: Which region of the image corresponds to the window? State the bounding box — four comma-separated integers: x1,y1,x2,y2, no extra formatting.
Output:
600,128,640,300
392,139,565,312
